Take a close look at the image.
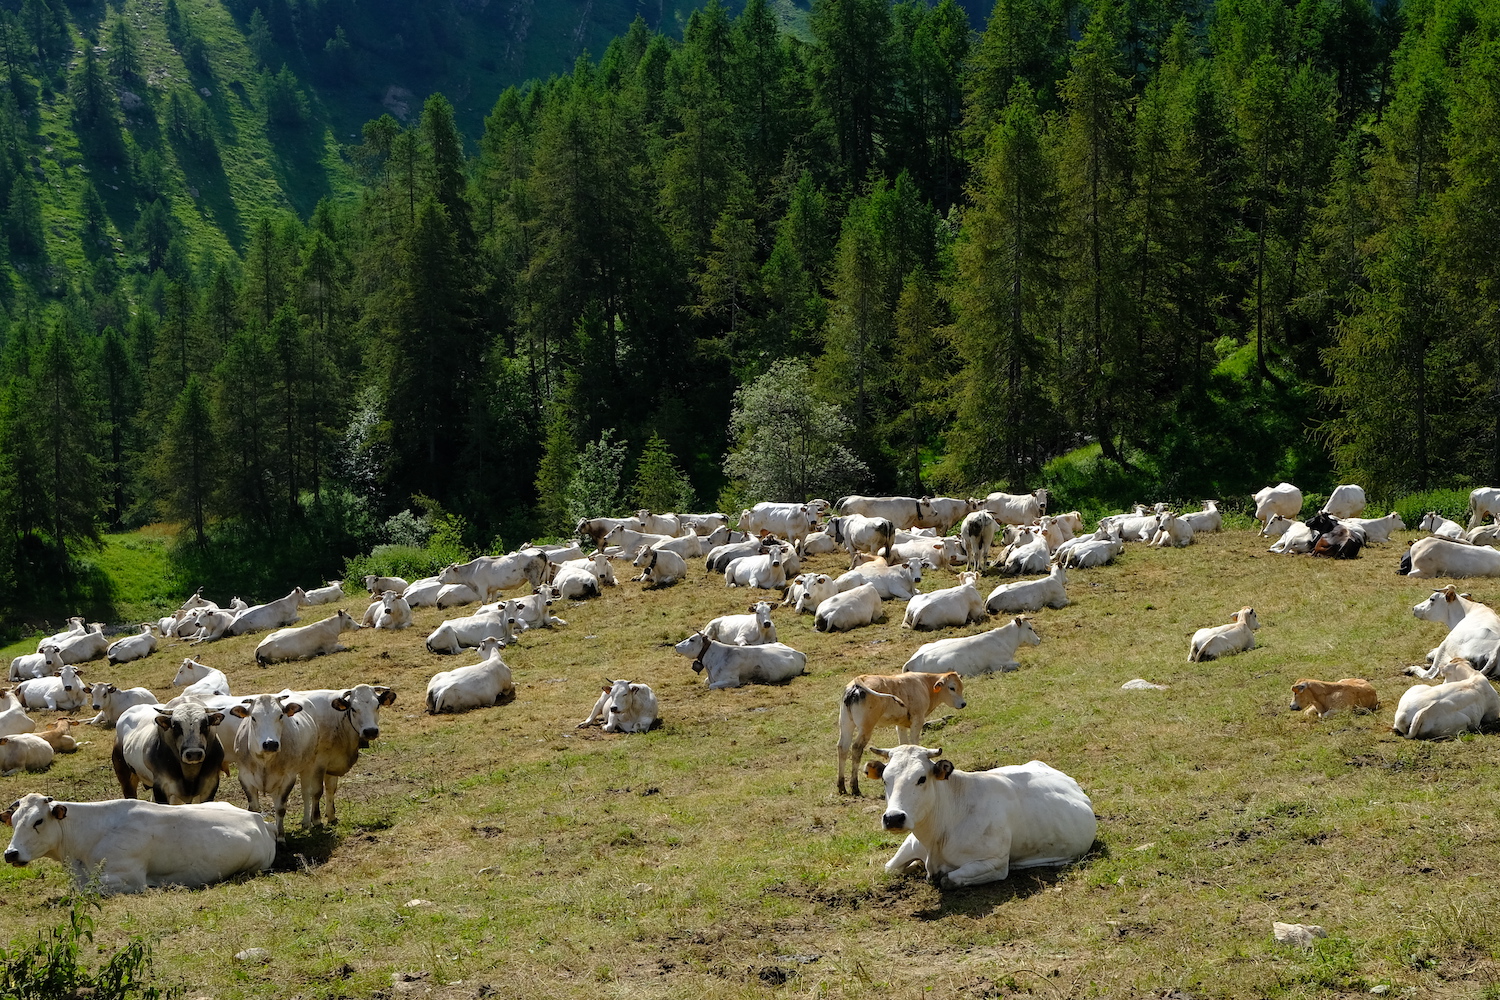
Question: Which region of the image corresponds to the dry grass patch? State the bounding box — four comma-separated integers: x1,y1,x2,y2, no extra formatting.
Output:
6,531,1500,998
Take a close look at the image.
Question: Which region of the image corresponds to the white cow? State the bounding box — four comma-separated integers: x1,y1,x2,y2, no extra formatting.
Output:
917,497,978,534
1,793,277,894
226,588,312,637
705,602,778,646
1343,512,1405,544
1405,536,1500,578
398,577,443,609
437,551,548,601
986,564,1069,614
866,745,1097,887
86,682,158,727
1179,500,1222,534
435,582,483,607
0,688,35,737
674,633,807,689
106,625,159,665
676,512,729,535
36,617,86,650
633,510,682,536
1188,607,1259,661
254,610,361,666
426,637,514,713
1148,511,1195,548
1469,488,1500,528
835,496,927,530
1259,513,1296,538
792,573,839,615
815,583,885,632
230,694,319,840
1320,485,1367,519
891,537,964,571
999,528,1050,576
834,558,923,601
172,658,231,699
578,678,659,733
632,547,688,587
304,580,345,605
275,684,395,826
903,618,1041,676
1253,482,1303,526
902,574,987,631
9,644,65,683
1057,531,1123,569
603,525,675,557
16,664,87,712
552,554,612,598
736,505,818,551
724,547,788,590
0,734,53,773
651,533,704,559
979,490,1046,525
1410,586,1500,678
960,510,999,571
362,574,410,595
425,608,522,654
52,625,109,665
1418,511,1465,540
186,607,237,644
825,514,897,568
502,584,567,629
1393,658,1500,739
373,590,414,630
1268,521,1315,554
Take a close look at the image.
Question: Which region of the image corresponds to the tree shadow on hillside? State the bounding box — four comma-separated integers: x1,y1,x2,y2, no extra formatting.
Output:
268,121,332,219
5,545,119,637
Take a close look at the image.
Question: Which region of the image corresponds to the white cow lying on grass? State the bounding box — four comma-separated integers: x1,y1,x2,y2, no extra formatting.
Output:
1393,658,1500,739
674,633,807,689
902,618,1041,676
865,746,1097,888
172,658,231,700
1418,511,1465,540
999,528,1050,576
0,734,53,774
834,557,924,601
1188,607,1259,662
425,608,523,654
86,682,157,727
426,637,514,714
577,679,659,733
815,583,885,632
0,688,35,737
1056,530,1123,569
255,610,361,665
704,602,778,646
903,573,986,631
106,625,158,665
986,564,1069,614
790,574,839,615
1,793,277,894
1404,536,1500,579
1268,521,1315,554
15,664,87,712
1343,512,1405,544
1410,586,1500,678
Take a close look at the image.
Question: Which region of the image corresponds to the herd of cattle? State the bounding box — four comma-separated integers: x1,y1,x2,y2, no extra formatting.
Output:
7,482,1500,894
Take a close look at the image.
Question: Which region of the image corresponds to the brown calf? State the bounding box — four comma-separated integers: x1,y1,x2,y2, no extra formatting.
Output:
1289,678,1378,718
837,672,966,796
34,718,80,752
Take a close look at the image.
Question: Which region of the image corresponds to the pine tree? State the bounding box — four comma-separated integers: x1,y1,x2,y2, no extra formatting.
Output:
534,403,579,535
106,15,140,81
631,433,697,513
154,376,216,547
32,319,105,569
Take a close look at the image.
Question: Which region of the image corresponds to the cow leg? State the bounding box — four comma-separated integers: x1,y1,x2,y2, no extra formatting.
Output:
944,857,1010,887
885,834,927,874
239,776,262,814
110,744,139,799
303,767,326,827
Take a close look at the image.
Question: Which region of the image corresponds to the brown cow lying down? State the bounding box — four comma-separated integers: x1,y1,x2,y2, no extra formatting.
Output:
1289,678,1378,718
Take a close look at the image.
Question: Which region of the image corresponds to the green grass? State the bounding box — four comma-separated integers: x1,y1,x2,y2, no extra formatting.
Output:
5,529,1500,997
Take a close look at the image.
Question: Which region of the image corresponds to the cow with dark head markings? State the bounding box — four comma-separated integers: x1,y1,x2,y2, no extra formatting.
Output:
111,701,226,804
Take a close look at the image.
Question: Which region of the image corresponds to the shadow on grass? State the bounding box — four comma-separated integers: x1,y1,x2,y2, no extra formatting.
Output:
267,121,331,218
272,825,342,872
913,838,1111,919
4,547,120,639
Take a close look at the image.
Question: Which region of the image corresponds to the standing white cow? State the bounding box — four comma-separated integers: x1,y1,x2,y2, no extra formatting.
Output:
437,551,548,601
1253,482,1303,526
1469,488,1500,528
835,496,928,530
276,684,395,826
865,746,1097,887
1320,485,1366,519
960,510,999,572
229,694,319,841
979,490,1047,525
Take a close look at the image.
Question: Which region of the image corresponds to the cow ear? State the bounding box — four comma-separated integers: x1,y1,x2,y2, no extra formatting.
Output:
933,760,955,780
331,697,350,712
377,687,397,706
50,804,67,820
0,809,10,826
206,712,225,727
229,705,251,719
154,714,173,731
863,761,886,780
282,702,303,716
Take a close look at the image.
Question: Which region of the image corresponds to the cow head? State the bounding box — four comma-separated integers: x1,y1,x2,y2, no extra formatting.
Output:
1231,607,1260,630
673,632,712,671
173,657,210,687
601,678,638,719
1413,587,1466,626
750,602,775,633
929,673,966,711
40,645,65,674
154,703,224,764
331,684,396,741
3,794,68,866
1011,617,1041,646
1289,679,1316,712
230,694,301,754
1307,511,1339,534
90,682,117,711
57,663,82,693
867,746,949,831
436,563,464,586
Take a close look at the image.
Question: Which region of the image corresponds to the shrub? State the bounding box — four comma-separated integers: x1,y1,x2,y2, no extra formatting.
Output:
0,894,178,999
1390,489,1471,527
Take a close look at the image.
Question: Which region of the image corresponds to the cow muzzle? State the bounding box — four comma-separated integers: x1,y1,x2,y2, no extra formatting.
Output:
1288,702,1301,712
362,726,380,740
881,811,909,830
260,740,280,753
3,849,22,865
181,748,206,763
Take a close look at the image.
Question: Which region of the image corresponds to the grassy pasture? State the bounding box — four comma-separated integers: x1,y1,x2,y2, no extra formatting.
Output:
3,530,1500,999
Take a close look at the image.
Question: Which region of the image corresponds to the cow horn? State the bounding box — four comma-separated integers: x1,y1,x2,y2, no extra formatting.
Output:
869,747,894,759
922,746,943,758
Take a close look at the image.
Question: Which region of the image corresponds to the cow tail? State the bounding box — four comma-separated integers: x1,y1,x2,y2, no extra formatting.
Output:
842,683,868,708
